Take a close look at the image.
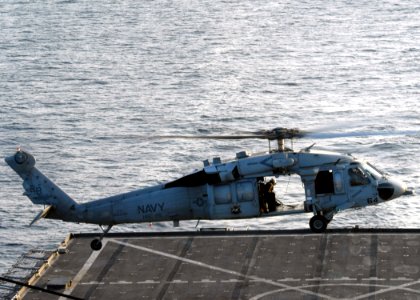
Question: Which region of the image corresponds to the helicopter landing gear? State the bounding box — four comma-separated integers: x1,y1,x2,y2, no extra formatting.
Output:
90,224,113,251
90,238,102,251
309,215,329,233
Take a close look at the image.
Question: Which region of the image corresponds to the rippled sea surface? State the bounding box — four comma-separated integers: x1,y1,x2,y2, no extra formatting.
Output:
0,0,419,274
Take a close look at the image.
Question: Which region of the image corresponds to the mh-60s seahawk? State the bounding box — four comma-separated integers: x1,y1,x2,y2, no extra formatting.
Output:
5,128,413,251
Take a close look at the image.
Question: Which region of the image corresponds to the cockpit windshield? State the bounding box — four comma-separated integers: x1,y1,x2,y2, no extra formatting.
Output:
362,162,384,180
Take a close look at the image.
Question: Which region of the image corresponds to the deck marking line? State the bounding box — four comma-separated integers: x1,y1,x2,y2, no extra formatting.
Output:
351,279,420,300
109,238,335,300
110,239,420,300
58,240,108,300
250,283,420,300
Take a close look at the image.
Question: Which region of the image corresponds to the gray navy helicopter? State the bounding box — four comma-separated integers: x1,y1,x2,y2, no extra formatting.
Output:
5,127,413,251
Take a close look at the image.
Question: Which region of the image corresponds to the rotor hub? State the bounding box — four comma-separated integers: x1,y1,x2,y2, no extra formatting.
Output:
258,127,303,140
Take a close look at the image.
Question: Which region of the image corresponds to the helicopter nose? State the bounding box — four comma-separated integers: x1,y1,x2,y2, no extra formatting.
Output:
377,178,407,201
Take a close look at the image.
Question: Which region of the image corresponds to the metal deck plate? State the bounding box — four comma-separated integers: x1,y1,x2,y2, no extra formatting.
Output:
21,230,420,300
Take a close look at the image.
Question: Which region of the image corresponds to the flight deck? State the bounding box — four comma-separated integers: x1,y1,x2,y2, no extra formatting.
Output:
7,229,420,300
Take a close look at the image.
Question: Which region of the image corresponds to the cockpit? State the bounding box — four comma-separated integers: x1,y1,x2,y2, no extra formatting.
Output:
348,162,385,186
348,162,407,201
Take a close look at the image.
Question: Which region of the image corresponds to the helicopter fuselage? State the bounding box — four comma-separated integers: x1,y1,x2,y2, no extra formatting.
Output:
7,148,406,231
88,150,402,224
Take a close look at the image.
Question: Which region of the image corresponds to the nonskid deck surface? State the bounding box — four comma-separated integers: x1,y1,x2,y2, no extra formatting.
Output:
19,229,420,300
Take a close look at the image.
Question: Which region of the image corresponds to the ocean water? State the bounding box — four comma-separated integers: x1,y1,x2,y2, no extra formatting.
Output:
0,0,419,275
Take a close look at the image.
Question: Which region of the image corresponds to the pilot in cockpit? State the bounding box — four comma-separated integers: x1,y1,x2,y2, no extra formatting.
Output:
348,167,370,186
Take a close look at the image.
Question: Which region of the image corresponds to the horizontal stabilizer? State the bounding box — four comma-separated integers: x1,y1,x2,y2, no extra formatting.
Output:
30,205,54,226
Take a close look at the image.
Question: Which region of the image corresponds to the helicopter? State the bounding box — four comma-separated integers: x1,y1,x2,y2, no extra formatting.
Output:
5,127,413,251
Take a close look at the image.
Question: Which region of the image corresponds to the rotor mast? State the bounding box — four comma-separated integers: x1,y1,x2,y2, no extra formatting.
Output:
277,138,285,151
264,127,302,152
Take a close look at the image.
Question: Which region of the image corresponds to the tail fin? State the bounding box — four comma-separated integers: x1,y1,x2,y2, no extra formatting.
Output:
5,149,78,217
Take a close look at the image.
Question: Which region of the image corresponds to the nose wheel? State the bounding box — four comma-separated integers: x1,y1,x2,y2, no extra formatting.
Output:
309,215,328,233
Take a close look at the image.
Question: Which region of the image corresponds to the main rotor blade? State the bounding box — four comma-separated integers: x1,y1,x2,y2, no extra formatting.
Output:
155,127,304,140
137,127,418,141
305,129,419,140
154,134,266,140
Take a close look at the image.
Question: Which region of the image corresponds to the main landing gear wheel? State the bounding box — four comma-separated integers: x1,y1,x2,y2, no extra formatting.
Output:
90,238,102,251
309,215,328,233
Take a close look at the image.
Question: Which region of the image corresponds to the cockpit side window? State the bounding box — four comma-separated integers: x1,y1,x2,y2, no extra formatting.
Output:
363,162,383,180
348,167,370,186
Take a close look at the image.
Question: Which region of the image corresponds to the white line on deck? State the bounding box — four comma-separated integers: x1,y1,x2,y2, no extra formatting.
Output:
58,240,108,300
108,238,336,300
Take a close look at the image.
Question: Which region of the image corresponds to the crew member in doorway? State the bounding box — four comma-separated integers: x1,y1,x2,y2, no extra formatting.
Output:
258,179,269,213
265,178,281,212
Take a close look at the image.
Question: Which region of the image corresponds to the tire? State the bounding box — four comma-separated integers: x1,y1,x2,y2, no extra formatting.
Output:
309,215,328,233
90,238,102,251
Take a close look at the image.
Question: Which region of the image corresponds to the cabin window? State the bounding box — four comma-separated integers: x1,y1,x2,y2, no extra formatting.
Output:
236,181,254,202
315,170,334,195
214,185,232,204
